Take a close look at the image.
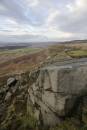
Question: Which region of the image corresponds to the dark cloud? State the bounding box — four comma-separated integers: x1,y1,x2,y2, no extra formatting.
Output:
55,13,87,33
0,0,31,24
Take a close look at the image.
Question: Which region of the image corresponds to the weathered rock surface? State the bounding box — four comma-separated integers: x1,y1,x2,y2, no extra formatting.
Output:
7,77,17,87
0,75,29,130
1,60,87,129
5,91,12,101
28,63,87,126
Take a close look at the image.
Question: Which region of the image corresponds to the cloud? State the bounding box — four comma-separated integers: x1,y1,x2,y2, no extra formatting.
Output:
67,0,87,13
26,0,39,7
0,0,31,24
0,0,87,42
0,34,48,43
55,0,87,34
46,9,60,25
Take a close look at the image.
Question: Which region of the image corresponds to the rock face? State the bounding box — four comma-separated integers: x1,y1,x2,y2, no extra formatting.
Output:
7,77,17,87
0,75,29,129
28,64,87,126
1,61,87,129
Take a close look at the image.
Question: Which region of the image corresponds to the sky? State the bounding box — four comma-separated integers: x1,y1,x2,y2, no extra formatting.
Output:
0,0,87,42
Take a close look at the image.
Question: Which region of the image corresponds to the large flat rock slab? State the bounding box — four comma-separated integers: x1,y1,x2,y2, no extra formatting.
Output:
28,59,87,126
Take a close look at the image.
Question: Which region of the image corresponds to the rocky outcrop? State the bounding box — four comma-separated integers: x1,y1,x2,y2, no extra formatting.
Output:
0,74,29,130
28,63,87,126
1,60,87,129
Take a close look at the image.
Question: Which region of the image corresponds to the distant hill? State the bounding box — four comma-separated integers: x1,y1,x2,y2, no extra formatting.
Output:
0,42,31,50
0,39,87,49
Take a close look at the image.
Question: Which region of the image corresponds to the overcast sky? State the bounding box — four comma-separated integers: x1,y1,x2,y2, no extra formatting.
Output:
0,0,87,42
